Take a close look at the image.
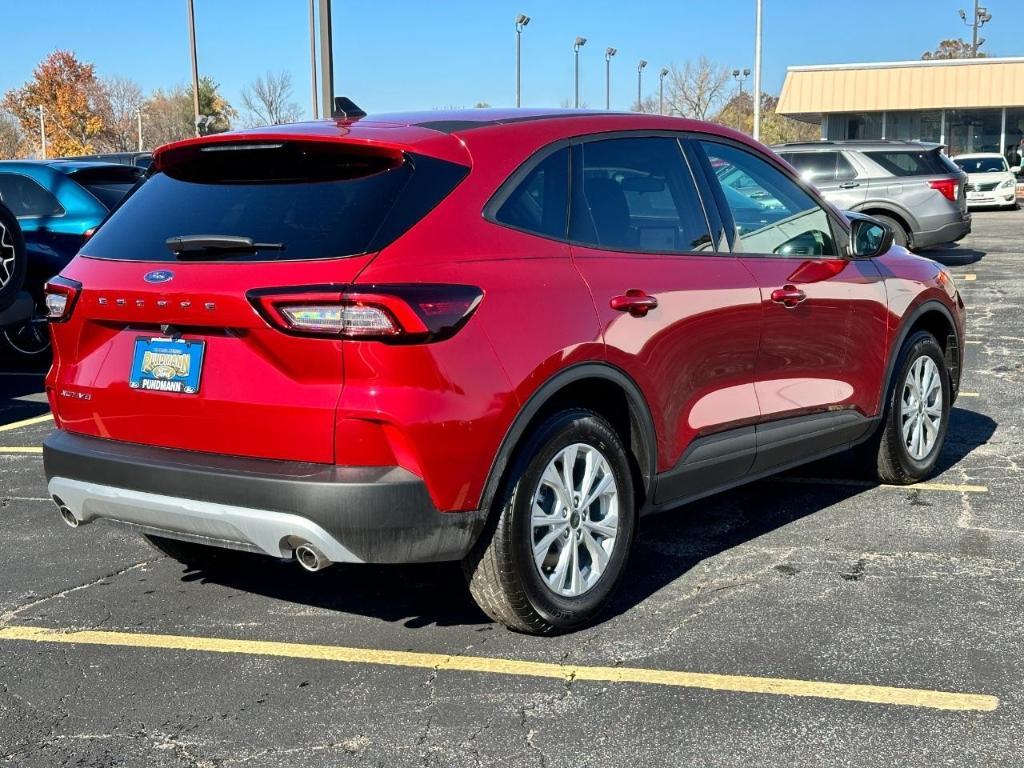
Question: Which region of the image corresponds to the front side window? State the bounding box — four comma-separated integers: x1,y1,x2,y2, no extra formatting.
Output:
699,141,838,257
494,147,569,239
569,136,712,253
0,172,64,218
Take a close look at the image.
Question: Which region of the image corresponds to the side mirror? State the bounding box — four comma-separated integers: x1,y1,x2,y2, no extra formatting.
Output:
1011,165,1021,174
846,212,894,258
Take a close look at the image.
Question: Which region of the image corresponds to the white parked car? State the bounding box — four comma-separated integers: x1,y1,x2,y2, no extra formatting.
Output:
952,153,1020,209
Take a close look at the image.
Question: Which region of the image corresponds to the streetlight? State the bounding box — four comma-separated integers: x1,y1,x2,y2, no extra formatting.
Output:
186,0,201,136
636,59,647,112
959,1,992,57
308,0,318,119
573,37,587,108
732,68,751,94
136,106,143,151
515,14,530,108
752,0,763,141
38,105,45,159
659,67,669,115
604,47,617,110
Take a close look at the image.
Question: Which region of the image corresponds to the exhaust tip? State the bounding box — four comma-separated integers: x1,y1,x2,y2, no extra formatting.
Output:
294,543,330,573
58,505,79,528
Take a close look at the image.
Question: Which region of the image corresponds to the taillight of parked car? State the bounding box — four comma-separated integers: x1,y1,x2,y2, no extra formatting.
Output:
928,178,960,202
44,276,83,322
247,284,483,343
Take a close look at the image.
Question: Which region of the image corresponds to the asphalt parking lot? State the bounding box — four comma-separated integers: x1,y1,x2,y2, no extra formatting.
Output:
0,209,1021,767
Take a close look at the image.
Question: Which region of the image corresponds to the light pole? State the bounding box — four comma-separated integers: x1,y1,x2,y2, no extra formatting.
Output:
752,0,763,141
187,0,201,137
308,0,318,118
659,67,669,115
573,37,587,108
515,14,530,108
636,60,647,112
38,105,45,159
319,0,335,117
136,106,143,151
604,47,617,110
732,68,751,95
959,1,992,57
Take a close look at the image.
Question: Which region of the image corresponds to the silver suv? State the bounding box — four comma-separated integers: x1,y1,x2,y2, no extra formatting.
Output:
774,140,971,250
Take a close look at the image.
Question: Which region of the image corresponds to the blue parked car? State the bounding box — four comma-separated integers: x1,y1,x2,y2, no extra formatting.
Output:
0,160,143,356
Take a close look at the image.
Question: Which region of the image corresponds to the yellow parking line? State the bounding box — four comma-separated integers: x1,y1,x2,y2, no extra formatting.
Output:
775,477,987,493
0,447,43,454
0,626,997,712
0,413,52,432
958,392,980,397
965,340,983,345
958,274,977,282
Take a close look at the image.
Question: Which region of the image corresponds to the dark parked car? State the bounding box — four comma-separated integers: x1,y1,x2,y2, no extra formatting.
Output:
44,109,965,633
774,140,971,250
0,201,31,330
63,151,153,170
0,160,143,355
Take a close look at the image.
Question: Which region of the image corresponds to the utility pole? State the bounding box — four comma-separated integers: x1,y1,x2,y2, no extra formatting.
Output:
136,107,143,151
636,60,647,112
187,0,201,136
959,1,992,57
318,0,335,117
309,0,319,118
38,106,46,159
573,37,587,109
515,14,530,108
752,0,763,141
604,48,617,110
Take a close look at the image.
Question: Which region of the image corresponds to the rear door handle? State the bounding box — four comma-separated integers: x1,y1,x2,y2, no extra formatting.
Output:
770,285,807,309
838,181,861,189
610,289,658,317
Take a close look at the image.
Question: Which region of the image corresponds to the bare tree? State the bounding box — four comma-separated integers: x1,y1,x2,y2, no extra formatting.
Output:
922,38,989,60
0,110,21,159
95,76,144,151
240,71,301,128
664,57,731,121
631,95,659,114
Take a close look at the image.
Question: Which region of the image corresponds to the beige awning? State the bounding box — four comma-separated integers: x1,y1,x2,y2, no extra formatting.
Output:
778,57,1024,119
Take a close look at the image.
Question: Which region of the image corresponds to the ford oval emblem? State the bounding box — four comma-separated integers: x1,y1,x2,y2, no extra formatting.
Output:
144,270,174,284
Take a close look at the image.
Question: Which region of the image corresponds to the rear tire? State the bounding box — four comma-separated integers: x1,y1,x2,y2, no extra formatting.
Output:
0,204,27,312
463,409,637,634
873,214,909,249
865,331,950,485
144,534,256,572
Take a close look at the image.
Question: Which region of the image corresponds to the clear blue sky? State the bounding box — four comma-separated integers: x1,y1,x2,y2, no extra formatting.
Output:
2,0,1022,118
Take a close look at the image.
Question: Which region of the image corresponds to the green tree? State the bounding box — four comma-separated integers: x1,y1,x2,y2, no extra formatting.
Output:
922,38,989,59
143,76,236,147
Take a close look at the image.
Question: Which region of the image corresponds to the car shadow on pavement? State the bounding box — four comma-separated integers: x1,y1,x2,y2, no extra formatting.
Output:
925,244,985,266
0,369,50,425
183,407,997,632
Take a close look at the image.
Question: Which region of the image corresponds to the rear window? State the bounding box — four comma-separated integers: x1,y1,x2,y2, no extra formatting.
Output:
863,149,959,177
70,166,144,209
82,142,468,262
953,157,1008,174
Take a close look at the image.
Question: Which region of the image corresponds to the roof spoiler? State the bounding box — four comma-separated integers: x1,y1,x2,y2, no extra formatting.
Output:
332,97,367,120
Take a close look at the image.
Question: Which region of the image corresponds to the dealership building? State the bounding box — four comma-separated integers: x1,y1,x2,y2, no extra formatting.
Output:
777,57,1024,161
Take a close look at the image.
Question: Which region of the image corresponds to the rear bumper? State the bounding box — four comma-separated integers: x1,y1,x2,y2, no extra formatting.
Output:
43,431,486,564
913,214,971,249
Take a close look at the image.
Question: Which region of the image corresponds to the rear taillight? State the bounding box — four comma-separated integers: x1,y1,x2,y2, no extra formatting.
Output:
44,276,82,323
248,284,483,342
928,178,960,202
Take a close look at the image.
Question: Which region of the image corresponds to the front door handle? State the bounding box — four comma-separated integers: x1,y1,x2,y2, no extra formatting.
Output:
610,289,658,317
770,285,807,309
838,181,861,189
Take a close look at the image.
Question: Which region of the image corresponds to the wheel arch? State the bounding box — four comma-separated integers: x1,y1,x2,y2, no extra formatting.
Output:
478,363,658,520
853,203,917,244
883,300,961,406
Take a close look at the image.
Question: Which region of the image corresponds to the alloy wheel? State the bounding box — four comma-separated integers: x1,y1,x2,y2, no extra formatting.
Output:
900,355,942,460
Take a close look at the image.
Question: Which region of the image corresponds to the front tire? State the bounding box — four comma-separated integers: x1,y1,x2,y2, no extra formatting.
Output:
869,331,951,484
463,409,637,634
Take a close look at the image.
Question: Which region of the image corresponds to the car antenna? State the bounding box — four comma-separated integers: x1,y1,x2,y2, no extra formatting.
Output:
332,97,366,120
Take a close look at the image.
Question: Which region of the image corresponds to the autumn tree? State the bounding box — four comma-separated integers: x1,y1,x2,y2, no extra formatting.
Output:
95,76,144,151
143,77,235,147
664,57,731,121
240,71,301,128
922,38,989,60
2,50,105,157
0,111,21,159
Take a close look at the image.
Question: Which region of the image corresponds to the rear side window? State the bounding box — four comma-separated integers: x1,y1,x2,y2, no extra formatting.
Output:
494,147,569,239
779,151,858,184
82,142,468,262
0,172,64,217
569,137,712,253
863,149,957,177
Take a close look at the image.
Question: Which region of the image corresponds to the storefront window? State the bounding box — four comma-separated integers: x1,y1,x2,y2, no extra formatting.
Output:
1004,109,1024,171
946,109,1002,155
826,113,883,141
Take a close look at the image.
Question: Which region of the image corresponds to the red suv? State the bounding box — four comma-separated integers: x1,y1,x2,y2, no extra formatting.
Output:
43,109,965,634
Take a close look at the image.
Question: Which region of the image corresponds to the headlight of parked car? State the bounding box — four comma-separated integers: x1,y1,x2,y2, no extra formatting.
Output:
1000,178,1016,189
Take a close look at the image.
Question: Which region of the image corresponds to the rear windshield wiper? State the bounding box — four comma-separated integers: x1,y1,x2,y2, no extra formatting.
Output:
165,235,285,257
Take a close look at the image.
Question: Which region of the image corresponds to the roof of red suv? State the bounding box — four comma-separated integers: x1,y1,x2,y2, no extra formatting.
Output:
154,108,759,170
